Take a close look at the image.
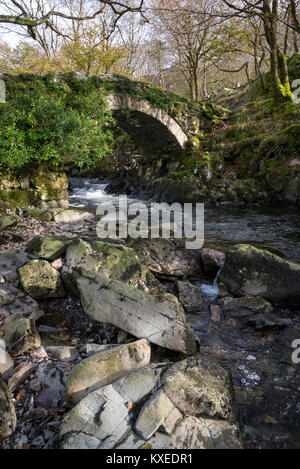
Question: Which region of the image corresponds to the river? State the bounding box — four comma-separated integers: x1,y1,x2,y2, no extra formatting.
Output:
68,177,300,449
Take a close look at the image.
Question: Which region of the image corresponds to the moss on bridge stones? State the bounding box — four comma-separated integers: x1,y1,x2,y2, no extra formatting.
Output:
0,166,69,210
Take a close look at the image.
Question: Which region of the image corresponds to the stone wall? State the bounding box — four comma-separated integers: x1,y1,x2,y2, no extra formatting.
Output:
0,168,69,210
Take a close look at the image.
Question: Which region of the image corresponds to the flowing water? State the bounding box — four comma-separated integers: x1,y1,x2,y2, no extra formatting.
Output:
69,177,300,448
69,177,300,261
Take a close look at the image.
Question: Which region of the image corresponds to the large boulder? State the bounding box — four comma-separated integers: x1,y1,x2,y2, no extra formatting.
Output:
60,357,241,449
75,269,198,355
0,376,17,441
127,238,202,278
219,244,300,305
0,214,20,232
26,235,67,262
0,284,43,320
1,315,41,356
66,339,151,405
18,259,66,299
63,239,142,295
0,250,33,282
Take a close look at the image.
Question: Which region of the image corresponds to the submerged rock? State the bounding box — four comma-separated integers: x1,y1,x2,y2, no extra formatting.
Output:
26,235,67,262
219,244,300,305
218,295,273,317
248,313,292,330
0,376,17,441
60,357,241,449
66,339,151,405
18,259,66,299
75,269,198,354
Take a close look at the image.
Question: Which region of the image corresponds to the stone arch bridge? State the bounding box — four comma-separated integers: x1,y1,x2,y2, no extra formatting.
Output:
98,75,221,156
3,73,223,157
106,92,189,155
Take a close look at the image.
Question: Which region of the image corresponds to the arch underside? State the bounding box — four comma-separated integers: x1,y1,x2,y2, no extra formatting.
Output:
114,110,184,156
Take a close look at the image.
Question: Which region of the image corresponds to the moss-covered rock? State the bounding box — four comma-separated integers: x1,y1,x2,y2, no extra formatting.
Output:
26,235,67,262
62,238,142,295
66,339,151,405
0,189,38,208
0,376,17,441
0,214,20,232
75,269,199,354
219,244,300,305
1,315,41,356
30,170,69,208
24,208,52,222
18,259,66,299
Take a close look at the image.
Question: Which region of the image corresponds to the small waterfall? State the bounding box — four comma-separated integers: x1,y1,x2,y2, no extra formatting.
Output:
212,268,221,291
197,269,221,312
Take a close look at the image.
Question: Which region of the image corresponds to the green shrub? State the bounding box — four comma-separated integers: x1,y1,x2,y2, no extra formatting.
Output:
0,76,114,170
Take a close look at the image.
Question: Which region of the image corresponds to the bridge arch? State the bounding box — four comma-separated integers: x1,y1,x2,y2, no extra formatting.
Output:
106,93,188,155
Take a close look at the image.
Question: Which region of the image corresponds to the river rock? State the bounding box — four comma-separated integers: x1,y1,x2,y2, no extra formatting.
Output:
75,269,198,354
18,260,66,299
218,295,273,317
26,235,67,262
0,376,17,441
1,315,41,356
0,342,14,378
7,362,34,392
24,209,52,222
248,313,292,330
134,389,181,440
219,244,300,305
128,238,202,278
176,280,203,313
0,250,33,282
46,346,79,362
0,214,20,232
35,361,66,409
62,239,142,294
0,284,43,320
60,357,241,449
210,304,222,322
66,339,151,405
201,248,225,278
54,210,95,223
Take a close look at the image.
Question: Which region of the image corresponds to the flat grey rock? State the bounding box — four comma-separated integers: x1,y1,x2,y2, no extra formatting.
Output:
75,269,198,354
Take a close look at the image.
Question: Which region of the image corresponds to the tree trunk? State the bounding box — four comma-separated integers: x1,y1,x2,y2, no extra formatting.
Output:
263,0,292,104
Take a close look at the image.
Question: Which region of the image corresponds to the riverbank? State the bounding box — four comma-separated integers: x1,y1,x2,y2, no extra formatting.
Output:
0,181,299,449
